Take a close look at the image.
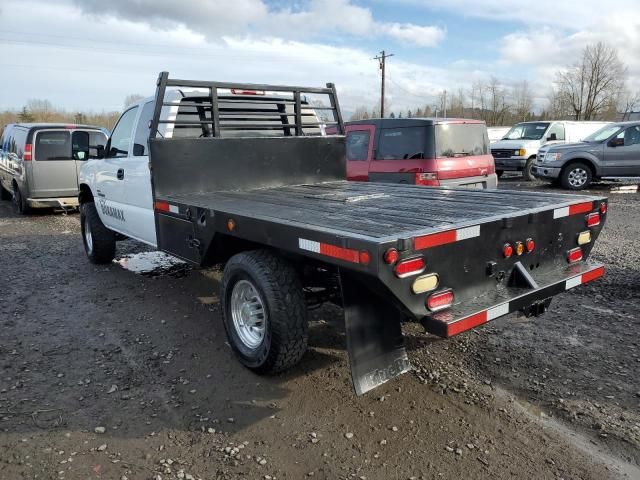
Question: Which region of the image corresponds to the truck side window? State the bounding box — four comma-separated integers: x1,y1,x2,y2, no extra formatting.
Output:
623,126,640,146
133,101,154,156
346,131,370,161
547,123,565,141
107,106,139,158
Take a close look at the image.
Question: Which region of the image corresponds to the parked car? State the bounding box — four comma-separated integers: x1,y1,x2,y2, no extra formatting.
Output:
491,121,610,180
78,72,607,395
346,118,497,189
487,126,510,143
0,123,107,213
532,121,640,190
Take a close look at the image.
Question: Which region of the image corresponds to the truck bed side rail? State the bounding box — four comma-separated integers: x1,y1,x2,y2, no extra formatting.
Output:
149,71,345,139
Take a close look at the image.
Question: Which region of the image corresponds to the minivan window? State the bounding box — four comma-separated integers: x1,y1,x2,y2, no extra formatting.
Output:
11,128,27,156
346,131,370,161
35,131,71,160
377,127,427,160
503,122,550,140
435,124,489,157
108,106,139,157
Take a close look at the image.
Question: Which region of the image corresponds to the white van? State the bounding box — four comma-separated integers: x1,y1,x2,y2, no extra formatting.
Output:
490,121,610,180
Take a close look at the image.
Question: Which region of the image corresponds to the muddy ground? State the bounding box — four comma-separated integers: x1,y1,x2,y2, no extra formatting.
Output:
0,179,638,480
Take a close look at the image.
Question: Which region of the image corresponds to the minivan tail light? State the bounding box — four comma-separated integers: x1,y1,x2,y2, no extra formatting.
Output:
23,144,32,161
427,289,454,311
415,172,439,186
394,257,426,278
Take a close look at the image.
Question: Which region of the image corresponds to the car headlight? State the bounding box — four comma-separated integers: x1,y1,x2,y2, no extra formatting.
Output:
546,152,562,162
514,149,526,156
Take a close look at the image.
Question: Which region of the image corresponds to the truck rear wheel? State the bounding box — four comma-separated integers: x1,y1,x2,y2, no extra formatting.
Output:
221,250,308,374
13,185,31,214
80,202,115,264
560,162,592,190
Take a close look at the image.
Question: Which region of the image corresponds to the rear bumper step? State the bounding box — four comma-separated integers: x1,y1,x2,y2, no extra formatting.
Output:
422,261,604,338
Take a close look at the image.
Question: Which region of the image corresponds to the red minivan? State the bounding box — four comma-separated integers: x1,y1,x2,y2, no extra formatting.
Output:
345,118,497,188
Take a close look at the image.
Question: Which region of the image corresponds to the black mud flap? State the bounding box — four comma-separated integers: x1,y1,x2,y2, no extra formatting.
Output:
339,269,411,396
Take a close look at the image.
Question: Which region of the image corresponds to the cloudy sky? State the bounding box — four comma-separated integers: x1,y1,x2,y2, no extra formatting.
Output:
0,0,639,116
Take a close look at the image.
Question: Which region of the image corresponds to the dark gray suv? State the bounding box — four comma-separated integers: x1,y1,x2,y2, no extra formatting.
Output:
532,121,640,190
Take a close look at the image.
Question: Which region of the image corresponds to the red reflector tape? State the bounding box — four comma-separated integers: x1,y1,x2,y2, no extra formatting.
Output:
415,225,480,250
566,265,605,289
554,201,593,219
299,238,367,264
447,311,487,336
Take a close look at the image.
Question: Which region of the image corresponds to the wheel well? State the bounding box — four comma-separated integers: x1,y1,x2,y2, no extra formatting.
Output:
562,159,596,176
78,184,94,205
12,179,18,191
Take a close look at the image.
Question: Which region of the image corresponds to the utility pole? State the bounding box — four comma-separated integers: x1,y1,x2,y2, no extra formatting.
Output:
374,50,394,118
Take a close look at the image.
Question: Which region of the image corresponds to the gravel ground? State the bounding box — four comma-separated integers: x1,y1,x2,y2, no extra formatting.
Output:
0,179,638,480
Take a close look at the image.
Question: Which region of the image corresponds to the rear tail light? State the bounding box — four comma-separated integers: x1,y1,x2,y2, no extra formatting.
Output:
599,202,607,215
525,238,535,253
427,289,454,311
515,241,525,256
586,212,600,227
567,247,583,263
412,273,439,294
394,257,425,278
503,243,513,258
23,144,32,161
383,248,399,265
358,250,370,265
415,172,439,186
577,231,591,245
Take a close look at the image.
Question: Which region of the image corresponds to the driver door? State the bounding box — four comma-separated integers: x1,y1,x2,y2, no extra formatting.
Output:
98,106,138,231
604,126,640,176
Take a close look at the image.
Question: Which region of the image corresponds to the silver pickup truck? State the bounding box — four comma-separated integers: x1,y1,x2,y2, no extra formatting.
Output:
533,121,640,190
0,123,107,213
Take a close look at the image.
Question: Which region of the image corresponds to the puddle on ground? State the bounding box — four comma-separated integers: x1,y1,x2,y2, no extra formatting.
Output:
495,386,640,479
115,251,191,278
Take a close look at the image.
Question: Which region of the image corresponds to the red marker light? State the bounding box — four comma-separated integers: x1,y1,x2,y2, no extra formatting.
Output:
383,248,399,265
394,257,426,278
427,289,454,311
599,202,607,215
526,238,535,253
358,250,370,265
586,212,600,227
503,243,513,258
567,248,583,263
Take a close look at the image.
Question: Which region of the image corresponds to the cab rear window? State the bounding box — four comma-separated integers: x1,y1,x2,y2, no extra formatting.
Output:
35,131,72,160
435,124,489,157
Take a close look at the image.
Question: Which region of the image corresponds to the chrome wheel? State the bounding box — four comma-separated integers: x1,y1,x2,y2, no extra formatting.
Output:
568,168,588,188
84,216,94,254
230,280,266,349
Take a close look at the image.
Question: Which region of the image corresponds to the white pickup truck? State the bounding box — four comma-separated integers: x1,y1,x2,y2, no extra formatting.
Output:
78,73,608,395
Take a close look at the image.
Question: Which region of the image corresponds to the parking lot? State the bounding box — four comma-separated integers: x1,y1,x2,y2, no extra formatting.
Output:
0,178,639,480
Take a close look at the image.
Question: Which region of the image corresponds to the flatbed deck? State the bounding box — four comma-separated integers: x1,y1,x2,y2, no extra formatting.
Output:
166,181,601,242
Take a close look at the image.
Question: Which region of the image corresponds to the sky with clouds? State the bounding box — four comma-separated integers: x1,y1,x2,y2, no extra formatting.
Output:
0,0,639,116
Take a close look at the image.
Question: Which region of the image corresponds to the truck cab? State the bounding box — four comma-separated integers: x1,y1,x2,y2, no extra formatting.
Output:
346,118,497,189
491,121,610,181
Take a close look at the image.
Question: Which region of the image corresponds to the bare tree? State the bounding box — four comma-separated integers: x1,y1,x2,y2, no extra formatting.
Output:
512,80,533,122
349,106,370,121
485,77,510,126
124,94,144,109
556,42,626,120
26,99,55,122
619,89,640,119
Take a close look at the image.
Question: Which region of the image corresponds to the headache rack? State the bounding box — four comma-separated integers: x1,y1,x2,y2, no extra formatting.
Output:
149,71,344,139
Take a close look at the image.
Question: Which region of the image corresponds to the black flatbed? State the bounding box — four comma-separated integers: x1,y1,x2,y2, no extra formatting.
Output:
166,181,601,243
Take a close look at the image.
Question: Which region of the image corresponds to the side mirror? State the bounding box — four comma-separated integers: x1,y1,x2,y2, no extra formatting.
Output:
546,133,557,141
609,138,624,148
94,144,105,159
